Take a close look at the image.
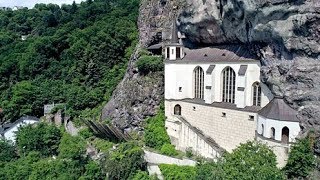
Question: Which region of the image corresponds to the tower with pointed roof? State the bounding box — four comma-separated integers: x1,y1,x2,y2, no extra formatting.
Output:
164,16,184,61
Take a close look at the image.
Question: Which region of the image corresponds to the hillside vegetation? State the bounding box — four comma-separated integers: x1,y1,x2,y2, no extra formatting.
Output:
0,0,139,122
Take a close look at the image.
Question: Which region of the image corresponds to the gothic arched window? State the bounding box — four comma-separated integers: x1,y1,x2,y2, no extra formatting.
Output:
252,82,261,106
222,67,236,103
270,127,275,140
174,104,181,115
281,127,289,144
194,66,204,99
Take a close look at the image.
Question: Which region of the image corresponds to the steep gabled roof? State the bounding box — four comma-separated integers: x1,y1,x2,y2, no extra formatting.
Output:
259,98,299,122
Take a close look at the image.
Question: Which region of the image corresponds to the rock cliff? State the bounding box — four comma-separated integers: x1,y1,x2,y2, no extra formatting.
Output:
102,0,320,144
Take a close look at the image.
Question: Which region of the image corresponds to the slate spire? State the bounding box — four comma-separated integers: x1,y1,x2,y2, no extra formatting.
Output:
171,14,179,43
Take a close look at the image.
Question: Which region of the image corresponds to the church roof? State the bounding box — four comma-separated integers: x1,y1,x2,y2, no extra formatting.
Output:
258,98,299,122
181,45,258,62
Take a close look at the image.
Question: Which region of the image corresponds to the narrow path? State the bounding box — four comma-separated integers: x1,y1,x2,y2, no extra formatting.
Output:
144,150,196,179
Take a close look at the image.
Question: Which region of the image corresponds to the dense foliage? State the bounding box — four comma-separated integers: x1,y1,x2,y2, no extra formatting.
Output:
0,123,103,180
159,164,197,180
16,122,62,156
144,105,171,150
220,141,284,180
102,141,146,180
284,137,316,178
196,142,284,179
136,55,163,75
160,143,178,156
0,0,139,123
0,140,16,162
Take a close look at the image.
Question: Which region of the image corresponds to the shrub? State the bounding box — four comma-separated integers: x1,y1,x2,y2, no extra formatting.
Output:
160,144,178,156
159,164,196,180
79,127,94,139
132,171,157,180
144,107,171,150
136,55,163,75
91,138,114,153
284,137,316,178
196,161,226,180
103,141,146,180
186,147,193,158
58,133,86,160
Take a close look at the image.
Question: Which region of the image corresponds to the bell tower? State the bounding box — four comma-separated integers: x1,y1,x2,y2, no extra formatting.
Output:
165,15,184,61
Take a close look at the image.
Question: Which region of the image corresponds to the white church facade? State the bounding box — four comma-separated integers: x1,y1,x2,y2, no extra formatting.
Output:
161,21,301,167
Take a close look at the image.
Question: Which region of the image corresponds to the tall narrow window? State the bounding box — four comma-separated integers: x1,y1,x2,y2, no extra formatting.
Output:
281,127,289,144
261,124,264,136
176,47,181,59
222,67,236,103
194,66,204,99
271,127,275,139
166,47,170,58
174,104,181,115
252,82,261,106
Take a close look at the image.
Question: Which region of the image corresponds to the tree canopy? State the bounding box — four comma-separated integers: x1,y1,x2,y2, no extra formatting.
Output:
0,0,139,123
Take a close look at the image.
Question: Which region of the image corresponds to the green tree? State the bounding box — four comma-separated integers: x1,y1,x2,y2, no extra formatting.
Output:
0,140,16,162
222,141,284,180
284,137,315,178
103,142,146,180
16,122,61,156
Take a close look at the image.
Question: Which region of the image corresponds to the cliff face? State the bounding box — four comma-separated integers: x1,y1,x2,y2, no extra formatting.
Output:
176,0,320,137
102,0,320,143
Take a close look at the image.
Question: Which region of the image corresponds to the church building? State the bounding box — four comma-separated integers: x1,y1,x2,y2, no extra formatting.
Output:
162,20,301,167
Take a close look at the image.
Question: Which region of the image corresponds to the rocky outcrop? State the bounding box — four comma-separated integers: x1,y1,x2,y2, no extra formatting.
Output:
101,46,164,131
102,0,320,140
177,0,320,138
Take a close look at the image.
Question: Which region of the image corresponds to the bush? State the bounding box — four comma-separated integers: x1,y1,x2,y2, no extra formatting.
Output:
196,161,225,180
58,133,86,160
284,137,315,178
159,164,196,180
79,127,94,139
103,141,146,180
91,138,114,153
136,55,163,75
132,171,157,180
186,147,193,158
144,107,171,150
160,144,178,156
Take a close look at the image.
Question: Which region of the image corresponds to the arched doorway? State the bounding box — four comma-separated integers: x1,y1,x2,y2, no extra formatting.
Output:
281,127,289,144
174,104,181,115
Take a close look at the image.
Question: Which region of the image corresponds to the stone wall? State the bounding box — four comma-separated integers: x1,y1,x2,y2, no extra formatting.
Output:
165,100,257,152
